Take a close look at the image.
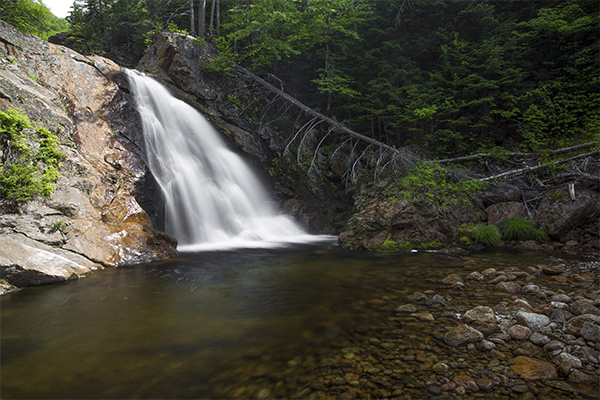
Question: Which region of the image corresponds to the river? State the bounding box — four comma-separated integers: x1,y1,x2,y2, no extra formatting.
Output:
2,243,597,399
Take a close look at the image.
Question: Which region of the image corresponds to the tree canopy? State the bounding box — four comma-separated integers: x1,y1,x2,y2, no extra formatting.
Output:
0,0,68,40
4,0,599,159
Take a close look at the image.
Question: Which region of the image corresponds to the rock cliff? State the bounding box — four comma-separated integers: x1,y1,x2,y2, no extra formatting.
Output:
0,21,177,290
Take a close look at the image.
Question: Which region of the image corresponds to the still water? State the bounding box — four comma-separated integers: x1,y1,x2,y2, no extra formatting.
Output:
0,244,596,399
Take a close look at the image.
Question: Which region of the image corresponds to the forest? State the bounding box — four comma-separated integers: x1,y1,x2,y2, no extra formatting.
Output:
2,0,598,161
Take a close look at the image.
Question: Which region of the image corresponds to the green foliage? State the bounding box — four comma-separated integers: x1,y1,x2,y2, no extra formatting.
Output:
165,22,188,35
475,224,501,247
200,36,235,76
25,0,598,159
0,164,43,202
0,108,65,203
399,162,488,203
0,0,68,40
499,217,537,241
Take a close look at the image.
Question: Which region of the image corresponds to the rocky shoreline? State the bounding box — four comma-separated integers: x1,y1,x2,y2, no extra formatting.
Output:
308,253,600,399
209,248,600,400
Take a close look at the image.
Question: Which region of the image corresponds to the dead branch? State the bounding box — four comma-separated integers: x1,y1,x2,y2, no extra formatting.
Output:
234,65,416,165
480,150,600,182
552,171,600,184
434,141,597,164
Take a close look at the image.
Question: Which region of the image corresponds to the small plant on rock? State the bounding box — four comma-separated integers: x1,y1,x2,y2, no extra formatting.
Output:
500,217,536,241
475,224,501,247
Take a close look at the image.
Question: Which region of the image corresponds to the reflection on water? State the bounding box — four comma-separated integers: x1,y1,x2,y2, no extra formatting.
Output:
0,244,595,399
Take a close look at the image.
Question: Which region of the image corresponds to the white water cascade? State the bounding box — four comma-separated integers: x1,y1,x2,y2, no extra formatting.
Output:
127,70,332,251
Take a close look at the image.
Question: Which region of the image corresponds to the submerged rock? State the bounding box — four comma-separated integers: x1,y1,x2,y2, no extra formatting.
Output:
443,324,484,347
515,311,550,332
508,356,558,380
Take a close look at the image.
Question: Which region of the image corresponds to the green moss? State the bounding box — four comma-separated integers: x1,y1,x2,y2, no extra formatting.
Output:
475,224,501,247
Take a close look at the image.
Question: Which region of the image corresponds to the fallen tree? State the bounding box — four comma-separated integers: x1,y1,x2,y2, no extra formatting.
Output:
233,65,419,181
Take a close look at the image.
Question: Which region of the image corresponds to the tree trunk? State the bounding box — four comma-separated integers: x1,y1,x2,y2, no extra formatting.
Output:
189,0,196,36
216,0,220,36
209,0,215,35
197,0,206,38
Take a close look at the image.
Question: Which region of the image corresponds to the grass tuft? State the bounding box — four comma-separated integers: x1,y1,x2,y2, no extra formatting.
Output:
475,224,501,247
500,217,536,241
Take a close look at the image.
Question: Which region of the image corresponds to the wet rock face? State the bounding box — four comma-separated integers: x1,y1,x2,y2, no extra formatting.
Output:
534,189,600,239
0,21,178,288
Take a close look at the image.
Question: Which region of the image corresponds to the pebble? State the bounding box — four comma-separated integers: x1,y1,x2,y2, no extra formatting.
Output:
478,339,496,351
522,284,540,294
411,312,434,321
467,271,483,281
581,321,600,342
432,362,449,374
568,369,595,384
558,360,573,376
543,340,565,352
515,311,550,331
529,332,550,346
475,378,494,390
495,281,521,294
511,384,529,393
425,294,447,306
441,273,463,284
489,275,507,284
443,324,484,347
541,265,564,275
396,304,417,312
508,324,532,340
509,356,558,380
557,353,582,369
463,306,495,324
551,294,572,303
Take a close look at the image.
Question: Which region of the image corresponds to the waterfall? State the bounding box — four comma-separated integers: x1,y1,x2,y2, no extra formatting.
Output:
127,70,332,251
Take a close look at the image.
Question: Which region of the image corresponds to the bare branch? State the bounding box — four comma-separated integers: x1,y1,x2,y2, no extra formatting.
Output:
481,150,600,182
434,141,597,164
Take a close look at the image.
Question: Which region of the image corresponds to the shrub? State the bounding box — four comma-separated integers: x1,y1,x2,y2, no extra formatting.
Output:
500,217,537,241
475,224,501,247
0,108,65,203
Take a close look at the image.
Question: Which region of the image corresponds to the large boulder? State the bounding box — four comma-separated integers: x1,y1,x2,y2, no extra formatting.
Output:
339,183,484,250
485,201,527,225
0,233,99,286
0,20,178,287
534,189,600,239
480,183,522,207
